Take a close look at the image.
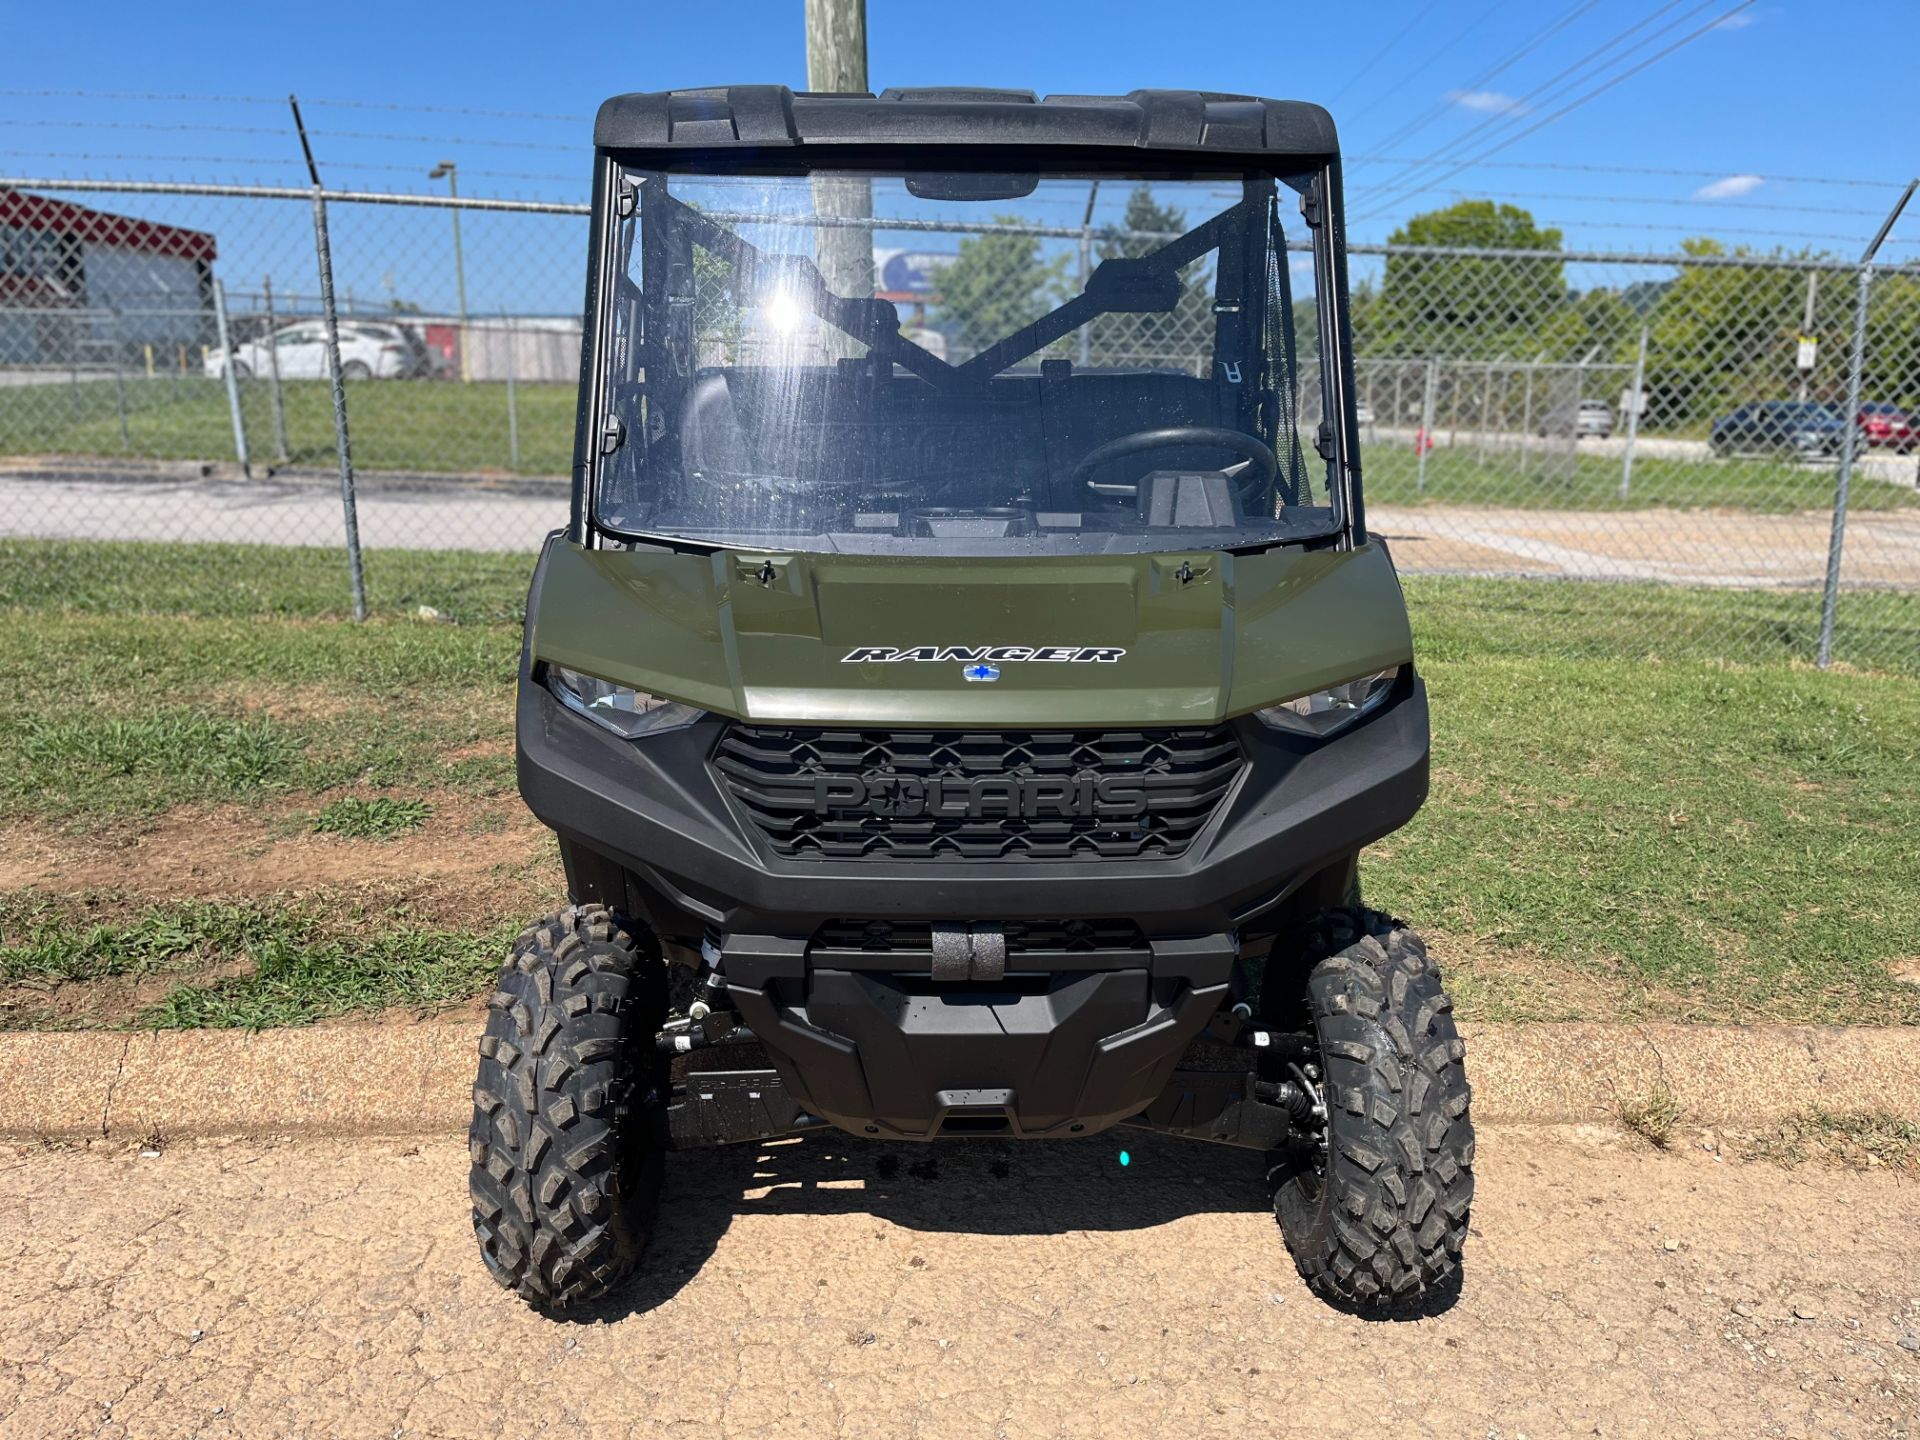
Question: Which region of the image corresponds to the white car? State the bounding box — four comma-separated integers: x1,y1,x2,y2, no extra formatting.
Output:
205,320,434,381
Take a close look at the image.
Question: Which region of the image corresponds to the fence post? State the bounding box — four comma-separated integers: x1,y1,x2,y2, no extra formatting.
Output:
111,311,130,451
1475,359,1497,465
1817,263,1876,668
505,317,521,470
211,278,252,478
1417,356,1438,494
1619,325,1649,500
261,273,291,463
1818,179,1916,668
309,188,369,622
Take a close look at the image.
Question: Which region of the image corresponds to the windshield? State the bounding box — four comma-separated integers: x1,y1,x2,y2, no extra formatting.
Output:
590,164,1340,555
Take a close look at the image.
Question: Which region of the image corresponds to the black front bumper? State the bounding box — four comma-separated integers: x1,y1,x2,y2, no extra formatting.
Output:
517,671,1427,1142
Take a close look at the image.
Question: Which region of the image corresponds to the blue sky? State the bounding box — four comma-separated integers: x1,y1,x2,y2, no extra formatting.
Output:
4,0,1913,311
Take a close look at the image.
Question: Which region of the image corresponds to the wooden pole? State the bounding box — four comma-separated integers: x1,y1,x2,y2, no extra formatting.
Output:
805,0,871,360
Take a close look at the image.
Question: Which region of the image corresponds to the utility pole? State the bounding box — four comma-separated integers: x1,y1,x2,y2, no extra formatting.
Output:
806,0,871,360
430,161,470,382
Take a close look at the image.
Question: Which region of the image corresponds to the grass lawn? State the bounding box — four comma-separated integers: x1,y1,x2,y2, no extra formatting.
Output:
0,376,576,476
0,539,1915,1030
1365,443,1920,513
8,377,1920,517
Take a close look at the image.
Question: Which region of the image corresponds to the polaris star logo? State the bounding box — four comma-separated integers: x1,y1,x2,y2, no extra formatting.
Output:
962,662,1001,682
840,645,1127,664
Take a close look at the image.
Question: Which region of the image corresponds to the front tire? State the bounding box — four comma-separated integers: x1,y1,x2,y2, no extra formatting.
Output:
1265,908,1474,1308
469,905,668,1309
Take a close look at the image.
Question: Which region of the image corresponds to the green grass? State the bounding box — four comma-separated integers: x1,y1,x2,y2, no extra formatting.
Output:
18,711,302,811
311,796,432,839
1363,652,1920,1024
0,896,269,985
0,539,533,623
1405,576,1920,675
1365,444,1920,513
0,598,520,830
0,894,509,1028
0,376,575,475
0,538,1916,1029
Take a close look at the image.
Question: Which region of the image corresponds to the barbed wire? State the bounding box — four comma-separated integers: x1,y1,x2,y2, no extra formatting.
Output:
0,88,588,122
1426,187,1895,219
1348,155,1908,191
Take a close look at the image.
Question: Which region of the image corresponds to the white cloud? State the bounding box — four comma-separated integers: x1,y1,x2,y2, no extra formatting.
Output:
1446,89,1531,116
1694,174,1764,200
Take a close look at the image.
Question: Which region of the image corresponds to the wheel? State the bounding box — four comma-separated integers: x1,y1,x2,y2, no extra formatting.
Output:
1262,907,1473,1308
341,360,373,381
469,905,669,1309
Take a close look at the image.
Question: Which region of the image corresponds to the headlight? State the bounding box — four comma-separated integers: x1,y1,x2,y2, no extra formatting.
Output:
1255,666,1402,739
546,664,702,738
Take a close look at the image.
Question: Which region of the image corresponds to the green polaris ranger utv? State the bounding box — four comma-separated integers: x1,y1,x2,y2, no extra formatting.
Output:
470,85,1472,1312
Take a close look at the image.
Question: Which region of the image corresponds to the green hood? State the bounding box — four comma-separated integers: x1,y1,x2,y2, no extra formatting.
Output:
530,541,1412,728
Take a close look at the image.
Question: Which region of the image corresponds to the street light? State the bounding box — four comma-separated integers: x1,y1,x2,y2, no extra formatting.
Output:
429,160,469,382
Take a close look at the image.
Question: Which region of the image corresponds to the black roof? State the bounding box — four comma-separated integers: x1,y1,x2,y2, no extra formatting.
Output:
593,87,1338,159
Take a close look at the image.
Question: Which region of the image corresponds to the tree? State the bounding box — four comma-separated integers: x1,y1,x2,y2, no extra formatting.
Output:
1535,286,1638,363
1641,238,1854,426
1372,200,1566,359
932,219,1068,361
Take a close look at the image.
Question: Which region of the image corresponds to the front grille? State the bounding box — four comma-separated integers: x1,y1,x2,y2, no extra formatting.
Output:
714,724,1244,862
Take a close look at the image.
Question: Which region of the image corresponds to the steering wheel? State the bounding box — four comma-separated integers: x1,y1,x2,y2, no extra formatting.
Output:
1069,426,1278,504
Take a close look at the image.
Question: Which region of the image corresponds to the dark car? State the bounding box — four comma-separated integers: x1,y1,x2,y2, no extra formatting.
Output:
1857,402,1916,452
1710,402,1847,458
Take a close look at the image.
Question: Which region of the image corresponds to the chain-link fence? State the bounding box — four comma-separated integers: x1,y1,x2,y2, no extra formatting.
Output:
2,176,1916,668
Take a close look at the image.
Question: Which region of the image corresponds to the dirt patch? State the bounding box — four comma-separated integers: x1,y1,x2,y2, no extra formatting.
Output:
0,954,256,1031
439,738,513,765
220,681,362,724
0,795,555,907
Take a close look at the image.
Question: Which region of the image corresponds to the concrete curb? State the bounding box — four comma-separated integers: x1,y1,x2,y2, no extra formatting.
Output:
3,1021,1917,1142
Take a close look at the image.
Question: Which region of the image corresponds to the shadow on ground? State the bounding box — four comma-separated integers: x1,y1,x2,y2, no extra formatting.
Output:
555,1129,1457,1324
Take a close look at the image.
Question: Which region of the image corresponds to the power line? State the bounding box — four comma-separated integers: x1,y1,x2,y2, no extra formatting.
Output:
1366,0,1603,157
1341,0,1515,128
1352,0,1757,225
1326,0,1447,106
1352,0,1706,204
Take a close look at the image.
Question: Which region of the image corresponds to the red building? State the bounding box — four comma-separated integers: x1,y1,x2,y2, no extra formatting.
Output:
0,189,218,365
